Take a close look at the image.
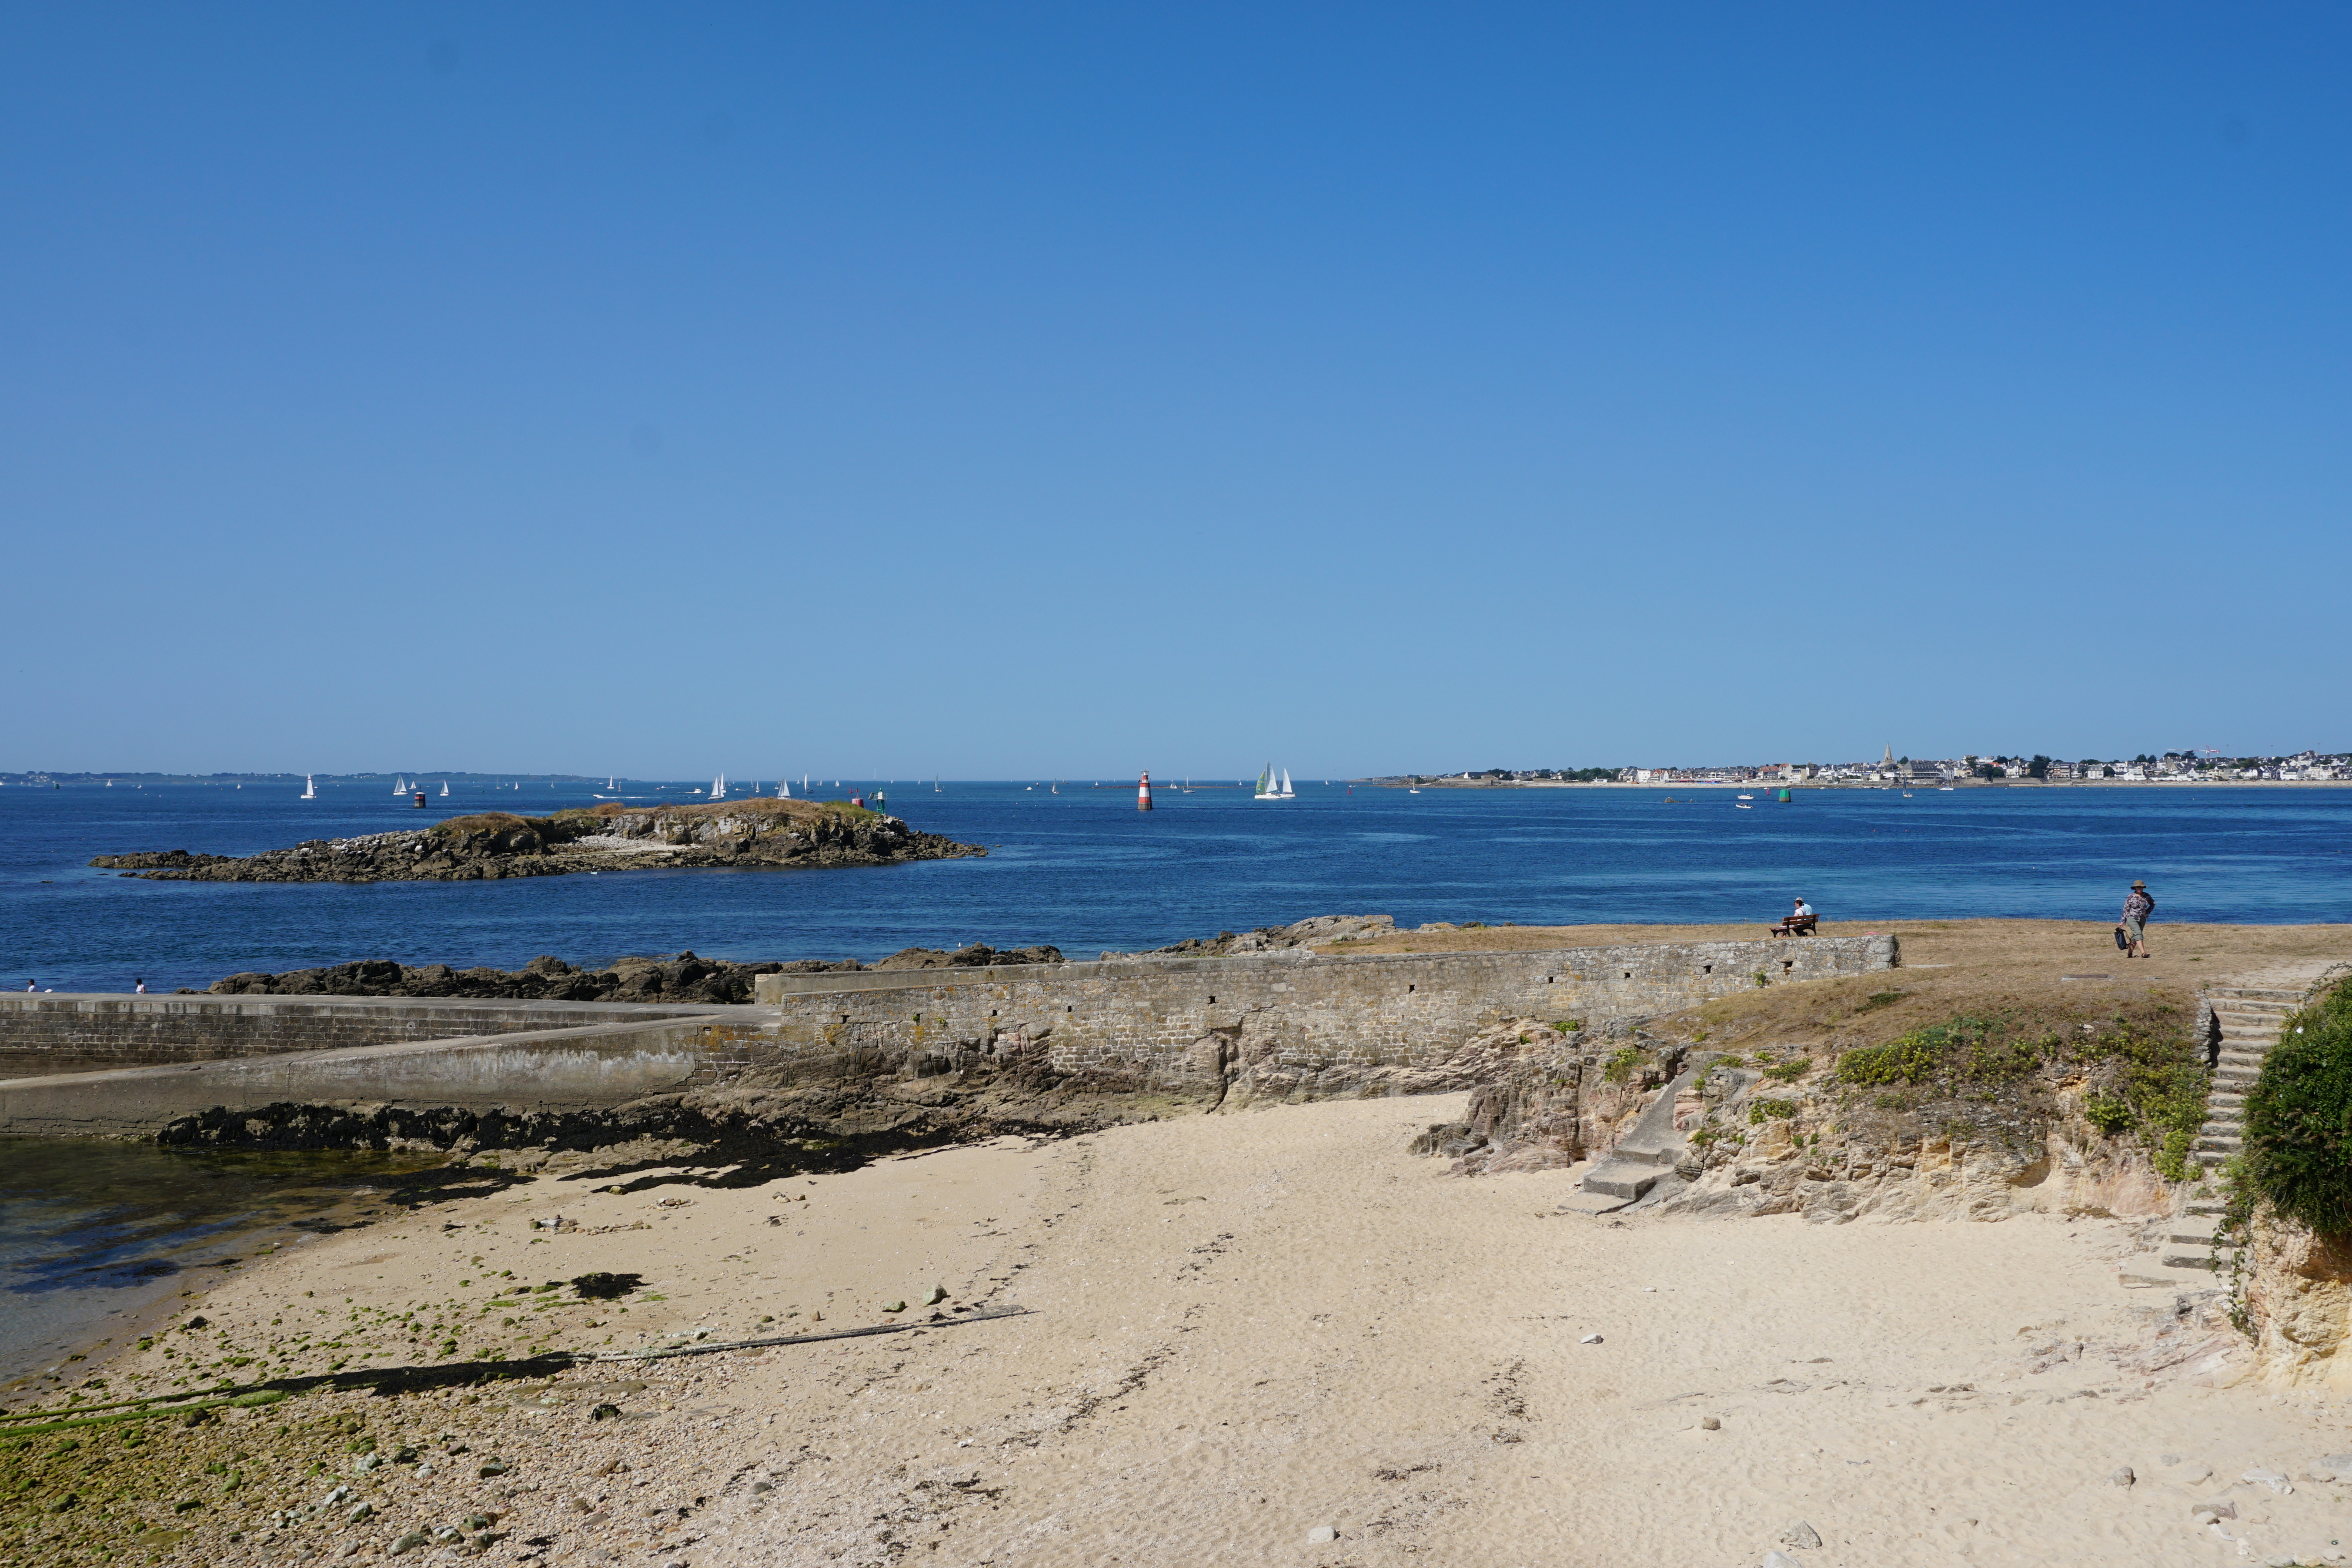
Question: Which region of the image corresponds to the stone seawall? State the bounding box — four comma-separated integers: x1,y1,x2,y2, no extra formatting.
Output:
0,937,1894,1145
753,937,1896,1101
0,994,732,1078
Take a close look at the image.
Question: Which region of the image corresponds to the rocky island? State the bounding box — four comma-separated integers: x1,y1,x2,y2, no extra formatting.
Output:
89,797,985,883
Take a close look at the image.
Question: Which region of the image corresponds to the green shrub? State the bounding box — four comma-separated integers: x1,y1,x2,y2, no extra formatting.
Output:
2082,1095,2135,1136
1550,1019,1584,1034
1748,1098,1798,1124
1762,1058,1810,1082
1852,990,1906,1015
2242,982,2352,1233
1835,1033,1943,1086
1601,1047,1641,1085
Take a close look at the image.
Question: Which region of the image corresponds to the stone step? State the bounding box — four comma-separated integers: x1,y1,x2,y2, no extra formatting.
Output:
2193,1135,2243,1154
1581,1162,1665,1200
2169,1218,2225,1245
2160,1247,2237,1271
2120,1253,2221,1289
2186,1201,2228,1216
2206,987,2302,1002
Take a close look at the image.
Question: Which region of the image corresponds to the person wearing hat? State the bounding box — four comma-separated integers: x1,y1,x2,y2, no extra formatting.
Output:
2120,880,2155,959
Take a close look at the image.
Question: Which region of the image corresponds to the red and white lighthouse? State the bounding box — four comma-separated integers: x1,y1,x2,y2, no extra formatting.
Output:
1137,770,1153,811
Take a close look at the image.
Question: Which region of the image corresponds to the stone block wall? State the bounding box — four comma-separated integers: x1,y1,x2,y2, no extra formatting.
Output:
750,936,1896,1099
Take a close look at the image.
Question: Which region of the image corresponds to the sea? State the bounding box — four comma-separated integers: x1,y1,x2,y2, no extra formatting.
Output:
2,774,2347,1389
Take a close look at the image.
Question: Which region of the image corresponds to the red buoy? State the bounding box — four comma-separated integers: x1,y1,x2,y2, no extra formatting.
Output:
1137,770,1153,811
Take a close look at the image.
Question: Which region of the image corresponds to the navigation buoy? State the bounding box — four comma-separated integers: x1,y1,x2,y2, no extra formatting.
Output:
1137,770,1153,811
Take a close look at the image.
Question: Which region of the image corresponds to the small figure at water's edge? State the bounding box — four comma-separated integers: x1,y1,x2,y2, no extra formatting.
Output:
1769,898,1818,938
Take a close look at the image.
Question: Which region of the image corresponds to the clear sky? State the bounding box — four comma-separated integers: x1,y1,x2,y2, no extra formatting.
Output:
6,5,2346,779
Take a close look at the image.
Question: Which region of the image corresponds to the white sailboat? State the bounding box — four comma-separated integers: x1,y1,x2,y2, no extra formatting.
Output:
1255,763,1282,801
710,773,727,801
607,776,616,791
393,777,407,795
300,774,318,800
440,781,449,797
779,777,791,798
1279,768,1294,799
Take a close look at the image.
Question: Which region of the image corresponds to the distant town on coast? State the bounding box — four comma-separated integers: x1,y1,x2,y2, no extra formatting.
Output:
1385,747,2352,787
5,748,2352,792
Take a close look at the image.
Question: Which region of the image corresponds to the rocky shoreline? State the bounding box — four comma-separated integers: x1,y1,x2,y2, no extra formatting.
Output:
90,798,984,884
195,943,1067,1005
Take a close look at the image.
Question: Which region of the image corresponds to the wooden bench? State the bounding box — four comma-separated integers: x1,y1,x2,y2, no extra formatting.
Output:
1768,913,1818,938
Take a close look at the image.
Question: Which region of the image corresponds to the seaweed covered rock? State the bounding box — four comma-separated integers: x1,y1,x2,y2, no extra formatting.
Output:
96,798,984,884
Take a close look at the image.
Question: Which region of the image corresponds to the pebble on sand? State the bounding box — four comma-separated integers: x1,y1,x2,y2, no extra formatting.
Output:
2108,1466,2134,1486
1307,1525,1338,1543
1698,1416,1721,1431
1579,1333,1602,1344
1763,1553,1802,1568
1777,1520,1823,1551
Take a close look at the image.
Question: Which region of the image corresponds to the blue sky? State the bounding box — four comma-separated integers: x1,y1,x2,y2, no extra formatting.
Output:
5,5,2346,778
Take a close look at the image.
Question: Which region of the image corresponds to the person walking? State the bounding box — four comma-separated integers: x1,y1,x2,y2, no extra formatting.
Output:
2120,879,2155,959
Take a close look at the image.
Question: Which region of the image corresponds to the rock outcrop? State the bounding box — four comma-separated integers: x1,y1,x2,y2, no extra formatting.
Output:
2238,1208,2352,1390
201,944,1062,1005
93,798,984,884
1101,913,1400,959
1411,989,2207,1225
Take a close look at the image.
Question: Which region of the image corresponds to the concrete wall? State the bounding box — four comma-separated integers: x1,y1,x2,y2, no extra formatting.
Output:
757,936,1897,1094
0,994,730,1078
0,1011,773,1140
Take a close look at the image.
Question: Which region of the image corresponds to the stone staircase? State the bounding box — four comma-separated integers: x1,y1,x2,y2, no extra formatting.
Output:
2191,987,2298,1170
2118,985,2299,1290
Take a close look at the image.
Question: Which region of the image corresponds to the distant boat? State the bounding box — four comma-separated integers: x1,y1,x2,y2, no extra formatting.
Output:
1736,794,1753,801
392,777,407,795
300,774,317,800
1939,786,1955,792
934,776,941,793
1255,763,1292,801
440,781,449,797
779,777,791,798
607,776,616,791
1408,787,1421,794
711,774,727,801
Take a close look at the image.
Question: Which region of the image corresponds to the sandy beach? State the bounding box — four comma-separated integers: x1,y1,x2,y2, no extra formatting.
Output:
22,1081,2351,1567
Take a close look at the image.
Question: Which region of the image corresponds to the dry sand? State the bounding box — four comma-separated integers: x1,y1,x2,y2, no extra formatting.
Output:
119,1093,2352,1568
28,920,2352,1567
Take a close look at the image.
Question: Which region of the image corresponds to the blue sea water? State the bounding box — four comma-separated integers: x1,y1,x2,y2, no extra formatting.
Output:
2,777,2348,994
2,776,2346,1388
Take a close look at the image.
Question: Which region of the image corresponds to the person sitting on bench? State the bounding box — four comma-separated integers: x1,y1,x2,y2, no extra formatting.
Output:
1770,898,1817,937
